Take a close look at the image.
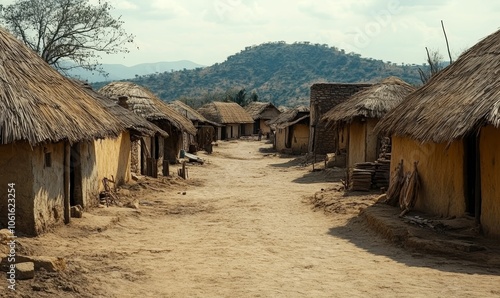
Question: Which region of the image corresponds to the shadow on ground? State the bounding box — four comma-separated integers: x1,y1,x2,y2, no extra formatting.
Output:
327,202,500,275
292,168,346,184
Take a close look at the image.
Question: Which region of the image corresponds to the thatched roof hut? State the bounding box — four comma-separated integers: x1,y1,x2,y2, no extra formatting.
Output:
374,29,500,237
322,77,415,127
198,101,254,124
244,102,279,120
268,106,310,154
169,100,221,127
376,30,500,143
268,106,309,129
78,81,168,138
0,28,122,146
98,82,197,135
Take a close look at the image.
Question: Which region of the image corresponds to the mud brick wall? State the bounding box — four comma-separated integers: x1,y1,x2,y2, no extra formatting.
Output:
309,83,372,154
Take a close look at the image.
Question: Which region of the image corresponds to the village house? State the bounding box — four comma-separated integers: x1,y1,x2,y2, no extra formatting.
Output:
0,28,127,235
376,29,500,237
197,101,254,140
309,83,372,156
168,100,222,152
244,101,281,136
79,82,169,183
267,106,310,154
98,82,197,174
321,77,415,168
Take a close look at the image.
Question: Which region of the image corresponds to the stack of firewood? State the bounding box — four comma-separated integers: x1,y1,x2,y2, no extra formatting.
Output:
351,162,376,191
373,158,391,189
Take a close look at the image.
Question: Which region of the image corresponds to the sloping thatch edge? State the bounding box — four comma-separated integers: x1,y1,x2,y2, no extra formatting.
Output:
0,28,122,146
375,29,500,144
78,81,168,138
169,100,222,127
198,101,254,124
322,77,415,128
98,82,197,135
244,102,279,120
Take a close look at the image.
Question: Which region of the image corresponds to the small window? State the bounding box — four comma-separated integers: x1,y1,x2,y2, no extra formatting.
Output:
45,152,52,168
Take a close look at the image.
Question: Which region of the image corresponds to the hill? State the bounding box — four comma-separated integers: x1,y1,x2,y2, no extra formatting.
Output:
94,42,426,107
68,60,204,82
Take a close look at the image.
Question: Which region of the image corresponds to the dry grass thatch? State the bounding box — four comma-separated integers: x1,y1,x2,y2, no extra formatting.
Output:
267,106,310,129
376,29,500,143
169,100,222,127
77,81,168,138
197,101,254,124
0,28,123,146
321,77,415,127
244,102,280,120
98,82,197,135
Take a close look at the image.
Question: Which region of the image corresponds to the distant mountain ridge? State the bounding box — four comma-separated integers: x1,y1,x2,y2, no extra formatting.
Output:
68,60,205,82
93,42,426,107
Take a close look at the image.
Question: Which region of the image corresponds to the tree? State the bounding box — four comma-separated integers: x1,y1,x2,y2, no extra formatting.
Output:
418,48,444,84
0,0,134,74
417,20,453,84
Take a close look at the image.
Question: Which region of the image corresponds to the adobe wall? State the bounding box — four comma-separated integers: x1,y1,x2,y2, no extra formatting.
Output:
94,131,131,191
32,142,65,235
365,118,379,162
479,125,500,237
291,124,309,154
80,141,99,208
348,121,366,168
275,128,287,152
390,136,465,217
130,139,140,174
0,143,35,234
309,83,371,154
258,119,272,134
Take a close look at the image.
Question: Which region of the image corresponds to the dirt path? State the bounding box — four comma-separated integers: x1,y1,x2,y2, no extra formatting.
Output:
3,140,500,297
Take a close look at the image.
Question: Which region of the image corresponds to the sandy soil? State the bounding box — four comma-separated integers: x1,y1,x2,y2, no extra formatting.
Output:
2,140,500,297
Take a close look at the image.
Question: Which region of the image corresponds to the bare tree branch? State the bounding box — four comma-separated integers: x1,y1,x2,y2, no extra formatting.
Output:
0,0,135,74
441,20,453,65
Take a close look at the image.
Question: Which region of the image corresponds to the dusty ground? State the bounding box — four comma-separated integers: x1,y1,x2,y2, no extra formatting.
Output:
2,140,500,297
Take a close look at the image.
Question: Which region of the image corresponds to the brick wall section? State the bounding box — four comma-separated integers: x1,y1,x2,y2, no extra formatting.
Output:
309,83,372,154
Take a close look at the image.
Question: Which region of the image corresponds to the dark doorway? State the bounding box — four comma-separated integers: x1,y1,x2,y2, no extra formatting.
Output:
240,124,246,136
464,135,481,219
253,121,259,134
221,126,227,140
286,126,294,148
70,143,83,207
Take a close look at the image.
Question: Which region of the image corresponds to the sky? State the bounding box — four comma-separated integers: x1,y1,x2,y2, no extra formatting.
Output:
2,0,500,67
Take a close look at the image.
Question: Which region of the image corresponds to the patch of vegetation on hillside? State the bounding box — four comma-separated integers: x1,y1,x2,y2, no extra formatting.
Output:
94,42,425,107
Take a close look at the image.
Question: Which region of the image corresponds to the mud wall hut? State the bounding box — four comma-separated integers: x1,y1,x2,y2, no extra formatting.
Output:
322,77,415,168
309,83,372,155
268,106,310,154
244,102,281,135
79,82,168,184
98,82,196,167
169,100,222,151
198,102,254,140
376,29,500,237
0,28,124,235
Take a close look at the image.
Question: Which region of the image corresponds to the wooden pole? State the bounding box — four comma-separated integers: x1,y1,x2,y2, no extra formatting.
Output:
63,142,71,224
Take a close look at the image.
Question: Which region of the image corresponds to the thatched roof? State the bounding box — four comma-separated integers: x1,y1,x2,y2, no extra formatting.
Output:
0,28,123,146
169,100,222,127
244,102,280,120
268,106,310,129
197,101,254,124
98,82,197,135
322,77,415,127
277,106,290,113
78,81,168,138
376,29,500,143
